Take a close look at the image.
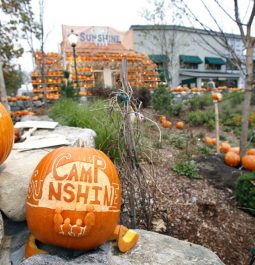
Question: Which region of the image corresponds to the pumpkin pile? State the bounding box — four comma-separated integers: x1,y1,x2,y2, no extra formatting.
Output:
219,141,255,170
159,115,172,128
0,102,14,165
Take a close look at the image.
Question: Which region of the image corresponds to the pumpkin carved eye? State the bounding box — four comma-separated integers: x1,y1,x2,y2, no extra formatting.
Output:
0,103,14,165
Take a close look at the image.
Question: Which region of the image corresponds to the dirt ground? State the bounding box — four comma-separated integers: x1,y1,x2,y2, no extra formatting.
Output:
131,108,255,265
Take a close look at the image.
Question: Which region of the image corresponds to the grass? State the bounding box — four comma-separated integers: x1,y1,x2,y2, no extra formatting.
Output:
47,98,122,162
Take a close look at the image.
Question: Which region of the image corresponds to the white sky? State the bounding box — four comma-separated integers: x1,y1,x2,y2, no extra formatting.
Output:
17,0,254,72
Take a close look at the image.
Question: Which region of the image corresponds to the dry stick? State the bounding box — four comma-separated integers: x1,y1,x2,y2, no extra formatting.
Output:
214,101,220,154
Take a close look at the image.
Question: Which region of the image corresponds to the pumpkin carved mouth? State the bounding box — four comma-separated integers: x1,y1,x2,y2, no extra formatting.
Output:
54,205,95,237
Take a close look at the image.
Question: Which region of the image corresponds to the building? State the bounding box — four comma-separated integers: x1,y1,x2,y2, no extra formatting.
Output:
61,25,159,93
130,25,249,89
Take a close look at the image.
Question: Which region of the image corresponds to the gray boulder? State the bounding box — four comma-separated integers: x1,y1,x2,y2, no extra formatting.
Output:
19,230,224,265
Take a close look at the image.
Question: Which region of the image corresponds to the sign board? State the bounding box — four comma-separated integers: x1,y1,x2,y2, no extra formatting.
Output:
62,25,133,52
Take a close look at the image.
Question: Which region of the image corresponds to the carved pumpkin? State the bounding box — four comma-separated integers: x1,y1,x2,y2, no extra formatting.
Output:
224,151,240,167
26,147,124,251
0,102,14,165
220,142,231,154
211,92,223,102
162,120,172,128
246,149,255,156
241,155,255,171
176,121,185,129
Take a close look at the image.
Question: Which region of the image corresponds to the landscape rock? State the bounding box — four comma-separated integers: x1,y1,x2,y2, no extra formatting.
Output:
16,229,224,265
0,149,49,221
0,123,97,221
0,211,4,248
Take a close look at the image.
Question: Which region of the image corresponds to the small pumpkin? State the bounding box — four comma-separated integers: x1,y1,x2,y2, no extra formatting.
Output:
224,151,240,167
204,136,216,145
246,148,255,156
159,115,166,124
241,155,255,171
220,142,231,153
0,102,14,165
229,146,240,154
211,92,223,102
176,121,185,129
162,120,172,128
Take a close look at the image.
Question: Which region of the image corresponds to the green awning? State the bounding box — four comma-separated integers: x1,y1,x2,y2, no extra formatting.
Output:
205,57,225,65
149,54,169,64
179,55,203,64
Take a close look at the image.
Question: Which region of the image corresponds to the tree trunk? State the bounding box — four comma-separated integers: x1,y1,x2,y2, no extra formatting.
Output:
0,62,10,110
239,42,254,157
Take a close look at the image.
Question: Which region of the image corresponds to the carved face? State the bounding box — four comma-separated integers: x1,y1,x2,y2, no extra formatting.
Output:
26,147,121,250
0,103,13,165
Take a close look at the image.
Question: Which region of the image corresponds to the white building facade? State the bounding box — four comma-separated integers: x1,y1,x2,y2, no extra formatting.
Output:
130,25,249,89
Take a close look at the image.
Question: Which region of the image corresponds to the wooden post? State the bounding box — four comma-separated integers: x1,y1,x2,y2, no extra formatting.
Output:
0,62,10,110
214,101,220,154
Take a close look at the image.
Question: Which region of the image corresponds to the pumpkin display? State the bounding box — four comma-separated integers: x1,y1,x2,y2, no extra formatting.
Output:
224,151,240,167
0,102,14,165
176,121,185,129
246,148,255,156
162,120,172,128
211,92,223,102
219,142,231,154
241,155,255,171
25,147,139,258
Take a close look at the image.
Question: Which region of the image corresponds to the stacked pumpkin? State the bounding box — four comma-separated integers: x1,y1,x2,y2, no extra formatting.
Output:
159,115,172,128
220,142,255,170
0,103,14,165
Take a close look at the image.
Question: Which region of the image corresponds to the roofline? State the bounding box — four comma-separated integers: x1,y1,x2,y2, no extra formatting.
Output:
129,24,242,39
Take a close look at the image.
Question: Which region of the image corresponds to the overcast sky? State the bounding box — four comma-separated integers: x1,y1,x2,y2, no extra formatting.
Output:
18,0,254,72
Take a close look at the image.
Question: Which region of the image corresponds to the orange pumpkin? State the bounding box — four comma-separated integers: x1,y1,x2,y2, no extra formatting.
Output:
229,147,240,154
211,92,223,102
176,121,185,129
224,151,240,167
0,102,14,165
241,155,255,171
246,148,255,155
204,136,216,145
220,142,231,153
26,147,122,251
162,120,172,128
159,115,166,124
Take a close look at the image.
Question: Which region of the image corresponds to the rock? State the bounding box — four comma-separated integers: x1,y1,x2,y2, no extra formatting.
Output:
0,123,96,221
16,230,224,265
34,125,96,147
0,149,49,221
0,211,4,247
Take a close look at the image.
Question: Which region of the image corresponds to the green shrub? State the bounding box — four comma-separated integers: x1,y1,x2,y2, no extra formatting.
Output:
187,110,215,129
151,85,174,115
59,80,75,98
235,172,255,215
47,98,122,161
173,160,200,179
134,87,151,108
187,94,213,111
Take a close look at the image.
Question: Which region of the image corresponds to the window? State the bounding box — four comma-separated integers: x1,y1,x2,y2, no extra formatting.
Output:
179,55,202,69
205,57,225,70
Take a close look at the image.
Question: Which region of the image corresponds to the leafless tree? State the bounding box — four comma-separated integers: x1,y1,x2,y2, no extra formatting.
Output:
173,0,255,156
